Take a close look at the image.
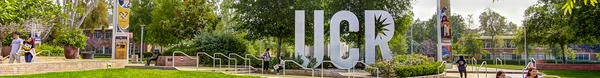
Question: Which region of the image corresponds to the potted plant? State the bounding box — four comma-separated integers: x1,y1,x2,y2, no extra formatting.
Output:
53,29,87,59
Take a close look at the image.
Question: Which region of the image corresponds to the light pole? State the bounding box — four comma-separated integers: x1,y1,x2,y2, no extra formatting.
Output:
140,24,145,63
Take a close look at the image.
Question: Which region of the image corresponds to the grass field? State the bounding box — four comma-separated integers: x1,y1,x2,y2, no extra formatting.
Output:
468,64,526,70
541,70,600,78
0,68,259,78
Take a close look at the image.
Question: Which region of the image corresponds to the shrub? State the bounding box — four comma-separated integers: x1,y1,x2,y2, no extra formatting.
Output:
366,54,445,77
52,29,87,48
35,44,64,56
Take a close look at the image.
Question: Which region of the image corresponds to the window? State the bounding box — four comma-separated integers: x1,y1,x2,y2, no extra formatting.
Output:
576,54,590,60
94,32,101,38
105,33,112,39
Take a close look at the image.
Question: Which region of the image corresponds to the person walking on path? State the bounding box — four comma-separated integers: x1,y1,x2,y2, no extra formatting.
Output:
9,32,24,63
456,56,468,78
23,38,36,63
262,48,271,71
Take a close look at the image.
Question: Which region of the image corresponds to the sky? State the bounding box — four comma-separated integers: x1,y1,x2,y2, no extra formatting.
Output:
412,0,538,29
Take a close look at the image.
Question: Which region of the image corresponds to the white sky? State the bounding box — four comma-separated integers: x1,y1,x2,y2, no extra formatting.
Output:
412,0,537,29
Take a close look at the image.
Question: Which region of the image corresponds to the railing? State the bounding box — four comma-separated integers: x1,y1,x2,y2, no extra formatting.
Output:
214,53,238,73
437,61,447,77
199,52,222,71
283,60,314,77
477,61,488,78
357,61,380,78
229,53,250,74
245,54,264,74
522,58,536,78
471,58,478,72
172,51,199,71
494,58,504,71
34,50,61,60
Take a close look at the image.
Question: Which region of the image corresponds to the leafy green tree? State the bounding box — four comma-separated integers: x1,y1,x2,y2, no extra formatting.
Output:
143,0,218,46
130,0,154,43
81,0,109,29
523,0,600,64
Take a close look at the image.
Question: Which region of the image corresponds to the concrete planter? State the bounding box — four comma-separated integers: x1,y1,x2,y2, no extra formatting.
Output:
63,46,79,59
1,46,9,57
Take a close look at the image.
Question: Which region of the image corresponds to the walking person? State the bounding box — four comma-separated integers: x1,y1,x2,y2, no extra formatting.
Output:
23,38,35,63
456,56,468,78
9,32,24,63
273,57,284,74
262,48,271,71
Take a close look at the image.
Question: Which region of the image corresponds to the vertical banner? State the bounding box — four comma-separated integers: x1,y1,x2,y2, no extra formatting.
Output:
114,0,131,60
438,0,451,61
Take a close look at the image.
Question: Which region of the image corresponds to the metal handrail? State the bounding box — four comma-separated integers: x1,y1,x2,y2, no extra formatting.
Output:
245,54,264,74
320,61,349,77
522,58,536,78
477,61,488,78
356,61,380,78
494,58,504,72
471,58,478,72
214,53,238,73
199,52,222,71
229,53,251,74
437,61,447,77
172,51,199,71
283,60,314,77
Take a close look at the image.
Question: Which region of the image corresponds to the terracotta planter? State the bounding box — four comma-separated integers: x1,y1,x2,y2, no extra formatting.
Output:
63,46,79,59
1,46,10,57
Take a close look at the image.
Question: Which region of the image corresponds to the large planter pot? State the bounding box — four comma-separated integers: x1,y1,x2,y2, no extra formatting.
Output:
80,51,95,59
1,46,10,57
63,46,79,59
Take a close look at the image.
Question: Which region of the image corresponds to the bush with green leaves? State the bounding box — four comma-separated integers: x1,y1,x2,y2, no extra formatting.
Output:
36,44,64,56
52,29,87,48
366,54,445,77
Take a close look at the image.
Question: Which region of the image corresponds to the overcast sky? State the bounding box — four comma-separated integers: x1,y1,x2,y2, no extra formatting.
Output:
412,0,537,29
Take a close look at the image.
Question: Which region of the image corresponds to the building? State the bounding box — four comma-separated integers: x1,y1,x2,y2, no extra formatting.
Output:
477,35,598,60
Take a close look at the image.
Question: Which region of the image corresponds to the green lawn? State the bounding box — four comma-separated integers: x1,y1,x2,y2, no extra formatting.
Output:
0,68,259,78
541,70,600,78
468,64,526,70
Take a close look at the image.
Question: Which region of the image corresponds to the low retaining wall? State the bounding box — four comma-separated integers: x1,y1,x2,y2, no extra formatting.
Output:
156,56,198,66
536,63,600,70
0,60,127,76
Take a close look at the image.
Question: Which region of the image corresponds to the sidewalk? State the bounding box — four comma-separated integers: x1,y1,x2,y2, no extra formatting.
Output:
445,65,526,78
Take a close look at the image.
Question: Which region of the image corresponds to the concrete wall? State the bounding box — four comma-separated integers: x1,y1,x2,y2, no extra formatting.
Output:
156,56,197,66
0,60,127,76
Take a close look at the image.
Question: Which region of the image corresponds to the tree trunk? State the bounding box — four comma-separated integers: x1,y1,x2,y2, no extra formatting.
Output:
560,44,566,64
276,37,282,59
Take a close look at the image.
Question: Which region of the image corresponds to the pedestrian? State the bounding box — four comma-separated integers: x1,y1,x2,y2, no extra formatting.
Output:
456,56,468,78
273,57,284,74
23,38,35,63
262,48,271,71
9,32,24,63
496,70,506,78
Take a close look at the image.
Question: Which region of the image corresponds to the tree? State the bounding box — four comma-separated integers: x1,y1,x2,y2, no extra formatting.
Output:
562,0,598,14
523,0,600,64
455,33,487,57
143,0,218,46
0,0,64,46
81,0,109,29
130,0,154,43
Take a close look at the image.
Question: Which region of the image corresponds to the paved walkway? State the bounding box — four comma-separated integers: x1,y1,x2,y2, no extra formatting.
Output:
445,64,527,78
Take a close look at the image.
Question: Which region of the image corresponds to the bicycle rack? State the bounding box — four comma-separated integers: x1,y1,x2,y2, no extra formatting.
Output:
245,54,264,74
477,61,488,78
172,51,199,71
214,53,238,73
494,58,504,71
199,52,222,71
283,60,314,77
